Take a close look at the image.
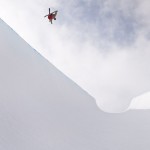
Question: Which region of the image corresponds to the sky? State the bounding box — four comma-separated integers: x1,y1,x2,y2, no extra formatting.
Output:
0,0,150,112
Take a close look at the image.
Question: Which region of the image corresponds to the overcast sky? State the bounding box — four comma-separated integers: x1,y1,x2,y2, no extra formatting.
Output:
0,0,150,112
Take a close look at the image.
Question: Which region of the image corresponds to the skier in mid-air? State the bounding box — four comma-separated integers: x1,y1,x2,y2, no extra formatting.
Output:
44,8,58,24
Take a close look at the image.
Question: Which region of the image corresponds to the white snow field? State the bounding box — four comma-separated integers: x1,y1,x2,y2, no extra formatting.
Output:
1,19,150,150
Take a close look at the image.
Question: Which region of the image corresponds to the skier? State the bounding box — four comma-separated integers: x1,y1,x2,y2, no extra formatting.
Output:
44,8,58,24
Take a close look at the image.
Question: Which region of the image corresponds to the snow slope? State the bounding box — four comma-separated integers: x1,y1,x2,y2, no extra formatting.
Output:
1,19,150,150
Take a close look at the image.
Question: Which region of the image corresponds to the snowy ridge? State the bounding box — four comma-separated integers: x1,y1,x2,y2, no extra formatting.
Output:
0,18,96,149
1,18,150,150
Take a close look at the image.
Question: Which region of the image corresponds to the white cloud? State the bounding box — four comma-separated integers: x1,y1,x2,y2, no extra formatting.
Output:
0,0,150,112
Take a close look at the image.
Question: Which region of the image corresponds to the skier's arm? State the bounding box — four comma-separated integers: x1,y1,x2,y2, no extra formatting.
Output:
51,10,58,14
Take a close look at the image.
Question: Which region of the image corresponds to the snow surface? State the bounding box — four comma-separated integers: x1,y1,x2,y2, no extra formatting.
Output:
1,18,150,149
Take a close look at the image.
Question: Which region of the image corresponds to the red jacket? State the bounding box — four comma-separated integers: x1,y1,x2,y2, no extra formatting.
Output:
48,14,54,20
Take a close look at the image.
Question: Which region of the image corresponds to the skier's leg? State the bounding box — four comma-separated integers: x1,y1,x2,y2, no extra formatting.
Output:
55,11,58,16
49,19,52,23
54,12,57,20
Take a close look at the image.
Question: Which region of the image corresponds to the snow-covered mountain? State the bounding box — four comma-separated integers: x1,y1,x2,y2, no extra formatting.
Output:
1,18,150,150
